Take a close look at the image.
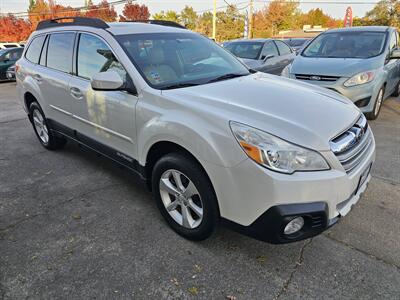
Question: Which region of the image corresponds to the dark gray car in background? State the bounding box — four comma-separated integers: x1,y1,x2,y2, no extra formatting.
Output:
223,38,295,75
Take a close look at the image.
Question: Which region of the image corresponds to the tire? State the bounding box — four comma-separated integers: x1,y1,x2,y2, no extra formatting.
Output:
152,153,220,241
392,81,400,97
29,102,67,150
365,87,384,120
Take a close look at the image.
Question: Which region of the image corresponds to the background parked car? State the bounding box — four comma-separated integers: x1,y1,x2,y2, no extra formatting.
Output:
282,26,400,120
0,42,21,49
282,38,311,54
223,39,295,75
0,47,23,80
6,65,16,81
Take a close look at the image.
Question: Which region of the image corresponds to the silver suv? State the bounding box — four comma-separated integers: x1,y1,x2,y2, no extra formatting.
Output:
16,17,375,243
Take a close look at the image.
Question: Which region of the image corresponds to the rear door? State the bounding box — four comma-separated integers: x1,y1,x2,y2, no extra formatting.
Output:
36,32,76,128
68,32,138,160
258,41,281,74
274,40,295,74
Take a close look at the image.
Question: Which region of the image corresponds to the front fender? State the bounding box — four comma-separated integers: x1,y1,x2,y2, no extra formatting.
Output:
137,108,247,168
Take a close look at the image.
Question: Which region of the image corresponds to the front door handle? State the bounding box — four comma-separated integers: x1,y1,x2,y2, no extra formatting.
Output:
70,87,83,99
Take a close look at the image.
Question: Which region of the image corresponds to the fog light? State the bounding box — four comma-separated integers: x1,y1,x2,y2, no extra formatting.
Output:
284,217,304,235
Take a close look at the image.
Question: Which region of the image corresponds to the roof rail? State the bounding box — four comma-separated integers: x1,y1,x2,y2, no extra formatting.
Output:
37,17,109,31
129,20,186,29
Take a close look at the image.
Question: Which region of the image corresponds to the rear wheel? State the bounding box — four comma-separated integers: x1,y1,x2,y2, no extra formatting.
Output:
152,153,219,241
29,102,67,150
366,87,384,120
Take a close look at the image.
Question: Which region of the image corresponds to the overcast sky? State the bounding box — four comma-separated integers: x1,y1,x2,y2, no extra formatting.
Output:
0,0,378,19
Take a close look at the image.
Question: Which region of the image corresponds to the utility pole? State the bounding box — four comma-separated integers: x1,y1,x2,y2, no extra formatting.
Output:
212,0,216,40
248,0,253,38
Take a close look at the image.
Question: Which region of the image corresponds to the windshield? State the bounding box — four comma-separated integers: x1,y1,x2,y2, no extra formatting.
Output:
224,42,264,59
116,32,249,89
303,31,387,58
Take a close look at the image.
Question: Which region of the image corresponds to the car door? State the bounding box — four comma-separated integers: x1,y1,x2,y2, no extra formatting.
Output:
274,40,296,74
258,41,281,75
68,32,138,161
34,32,76,129
384,31,400,96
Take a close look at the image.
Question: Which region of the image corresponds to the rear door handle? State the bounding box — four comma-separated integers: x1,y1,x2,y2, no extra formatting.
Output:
33,74,42,83
70,87,83,99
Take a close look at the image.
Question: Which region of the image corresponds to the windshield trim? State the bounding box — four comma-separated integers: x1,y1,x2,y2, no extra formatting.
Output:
116,32,250,90
300,31,389,59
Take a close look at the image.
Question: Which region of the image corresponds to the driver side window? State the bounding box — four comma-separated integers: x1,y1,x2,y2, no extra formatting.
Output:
261,42,278,59
77,33,127,82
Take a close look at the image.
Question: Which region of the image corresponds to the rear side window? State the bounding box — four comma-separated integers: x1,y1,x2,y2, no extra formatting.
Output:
47,33,75,73
275,41,292,55
77,33,127,81
25,36,46,64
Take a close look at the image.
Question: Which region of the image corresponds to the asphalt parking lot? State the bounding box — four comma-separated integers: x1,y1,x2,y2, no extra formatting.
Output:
0,81,399,299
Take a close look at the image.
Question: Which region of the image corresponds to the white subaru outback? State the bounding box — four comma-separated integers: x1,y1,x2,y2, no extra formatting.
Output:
16,17,375,243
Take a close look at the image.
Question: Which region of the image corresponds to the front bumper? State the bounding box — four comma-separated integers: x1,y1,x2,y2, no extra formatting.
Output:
6,71,15,80
201,132,375,244
289,74,383,114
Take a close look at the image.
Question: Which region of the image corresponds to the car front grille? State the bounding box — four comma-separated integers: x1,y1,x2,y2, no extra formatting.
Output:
295,74,340,82
330,115,373,174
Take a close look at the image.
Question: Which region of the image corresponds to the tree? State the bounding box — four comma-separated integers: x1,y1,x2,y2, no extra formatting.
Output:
365,0,400,27
253,0,299,37
153,10,180,23
180,6,197,30
215,5,245,41
119,3,150,21
196,12,213,37
0,15,31,42
85,0,117,22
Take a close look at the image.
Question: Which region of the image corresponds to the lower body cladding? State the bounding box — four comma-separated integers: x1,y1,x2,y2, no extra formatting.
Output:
201,137,375,244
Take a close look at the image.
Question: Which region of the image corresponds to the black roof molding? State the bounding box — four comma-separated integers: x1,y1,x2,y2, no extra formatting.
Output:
127,19,186,29
37,17,109,31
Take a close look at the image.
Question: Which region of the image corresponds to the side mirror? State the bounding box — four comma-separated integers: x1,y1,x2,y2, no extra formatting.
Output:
91,71,124,91
390,49,400,59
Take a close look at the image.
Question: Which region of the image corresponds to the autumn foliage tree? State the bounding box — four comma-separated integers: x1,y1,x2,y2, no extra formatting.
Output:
85,0,117,22
119,3,150,21
0,15,31,42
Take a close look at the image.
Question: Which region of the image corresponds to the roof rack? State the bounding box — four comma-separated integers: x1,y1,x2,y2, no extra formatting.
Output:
129,20,186,29
37,17,109,31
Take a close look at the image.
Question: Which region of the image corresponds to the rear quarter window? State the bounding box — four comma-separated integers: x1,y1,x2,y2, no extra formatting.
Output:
25,35,46,64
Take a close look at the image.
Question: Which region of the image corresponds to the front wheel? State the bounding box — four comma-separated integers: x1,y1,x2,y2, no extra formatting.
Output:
365,87,384,120
152,153,219,241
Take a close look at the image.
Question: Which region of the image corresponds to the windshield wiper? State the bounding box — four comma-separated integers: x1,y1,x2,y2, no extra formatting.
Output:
161,82,200,90
206,73,249,84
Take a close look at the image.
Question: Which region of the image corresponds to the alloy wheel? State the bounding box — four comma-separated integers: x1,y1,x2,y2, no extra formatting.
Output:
374,88,383,116
32,109,49,144
159,169,203,229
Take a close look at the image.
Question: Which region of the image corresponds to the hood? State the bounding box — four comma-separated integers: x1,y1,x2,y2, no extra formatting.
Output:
290,55,383,77
163,73,360,151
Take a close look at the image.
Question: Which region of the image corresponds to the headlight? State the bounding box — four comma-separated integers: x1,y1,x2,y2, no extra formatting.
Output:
344,71,375,87
281,64,291,78
230,122,330,174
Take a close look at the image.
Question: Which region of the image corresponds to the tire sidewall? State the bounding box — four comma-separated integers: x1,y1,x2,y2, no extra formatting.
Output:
152,153,219,240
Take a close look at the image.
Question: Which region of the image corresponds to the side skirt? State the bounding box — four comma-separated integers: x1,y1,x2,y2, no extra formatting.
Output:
47,119,148,181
